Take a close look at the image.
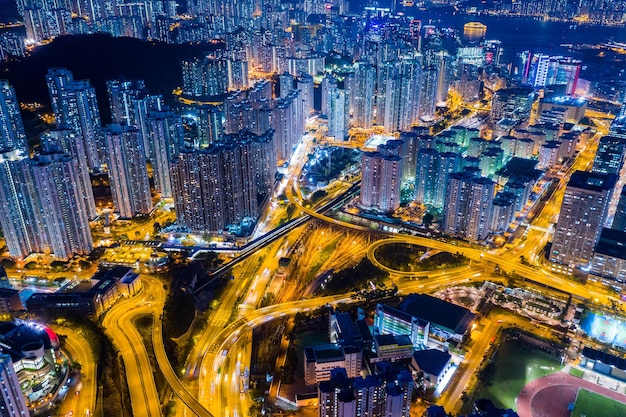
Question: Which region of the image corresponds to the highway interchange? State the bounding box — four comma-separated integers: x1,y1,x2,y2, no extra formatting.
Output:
62,122,625,417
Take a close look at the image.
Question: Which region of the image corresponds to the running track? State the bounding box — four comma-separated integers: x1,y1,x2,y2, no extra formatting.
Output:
516,371,626,417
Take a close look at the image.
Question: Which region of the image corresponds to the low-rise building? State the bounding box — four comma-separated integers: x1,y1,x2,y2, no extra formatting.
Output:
304,344,362,386
372,334,413,363
591,228,626,288
26,266,141,318
0,288,24,313
410,349,453,389
0,320,61,405
376,293,475,345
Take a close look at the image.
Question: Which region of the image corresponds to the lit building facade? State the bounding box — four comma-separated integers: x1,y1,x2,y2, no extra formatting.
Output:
352,62,376,128
0,354,29,416
550,171,617,270
148,109,183,198
0,80,26,152
40,128,97,220
46,68,104,171
360,152,402,212
171,141,259,233
0,149,46,259
104,124,152,219
31,149,94,260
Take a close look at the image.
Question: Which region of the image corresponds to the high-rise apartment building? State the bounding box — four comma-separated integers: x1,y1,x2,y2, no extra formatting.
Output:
272,90,303,162
279,72,294,98
147,109,183,198
227,59,249,91
321,76,338,117
171,140,259,233
107,79,149,125
0,80,27,152
107,78,166,159
352,62,376,128
31,148,94,260
181,56,228,98
297,74,315,118
18,0,72,44
550,171,617,270
443,172,495,241
434,152,461,208
613,188,626,232
0,354,29,416
188,104,224,147
360,152,402,212
46,69,104,171
327,88,350,140
383,59,422,132
415,148,438,205
466,177,496,242
104,124,152,219
0,149,46,259
40,128,97,220
418,66,438,120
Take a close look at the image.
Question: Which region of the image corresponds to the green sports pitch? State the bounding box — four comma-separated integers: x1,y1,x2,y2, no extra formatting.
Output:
571,388,626,417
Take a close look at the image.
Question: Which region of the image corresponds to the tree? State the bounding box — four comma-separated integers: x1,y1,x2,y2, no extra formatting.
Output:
461,391,470,403
249,400,264,417
423,212,434,227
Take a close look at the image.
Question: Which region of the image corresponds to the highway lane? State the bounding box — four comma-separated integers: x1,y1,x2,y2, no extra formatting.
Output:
103,276,166,417
171,230,307,417
52,325,96,417
287,180,619,306
196,231,307,417
208,272,505,416
109,124,612,416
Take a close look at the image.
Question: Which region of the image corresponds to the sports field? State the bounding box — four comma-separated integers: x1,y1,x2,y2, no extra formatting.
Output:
482,341,563,409
579,313,626,349
571,388,626,417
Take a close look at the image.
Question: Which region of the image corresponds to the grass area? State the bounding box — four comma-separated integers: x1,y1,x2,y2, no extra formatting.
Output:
571,389,626,417
569,367,584,378
482,340,563,410
304,237,339,282
374,243,468,272
320,258,388,295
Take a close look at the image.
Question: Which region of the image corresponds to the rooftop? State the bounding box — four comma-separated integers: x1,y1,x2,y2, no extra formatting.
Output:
412,349,452,376
568,171,618,192
595,228,626,260
375,334,413,347
397,293,475,335
582,346,626,370
304,344,344,363
496,157,542,181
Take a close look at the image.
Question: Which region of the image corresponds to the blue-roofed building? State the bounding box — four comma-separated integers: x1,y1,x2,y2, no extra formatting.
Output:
411,349,453,390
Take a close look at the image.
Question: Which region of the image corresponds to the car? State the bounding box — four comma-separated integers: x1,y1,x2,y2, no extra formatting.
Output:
75,391,80,396
497,320,502,323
